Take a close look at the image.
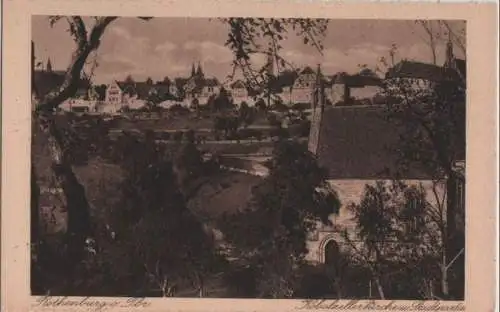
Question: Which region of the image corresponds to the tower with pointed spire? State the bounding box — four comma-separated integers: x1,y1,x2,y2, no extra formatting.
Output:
191,63,196,77
308,64,325,155
446,39,454,67
46,58,53,73
196,62,204,78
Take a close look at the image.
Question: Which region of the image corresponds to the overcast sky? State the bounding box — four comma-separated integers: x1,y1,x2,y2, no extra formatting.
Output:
32,17,465,84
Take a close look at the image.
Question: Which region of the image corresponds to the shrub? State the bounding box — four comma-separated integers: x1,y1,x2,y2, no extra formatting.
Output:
144,129,156,141
172,131,184,142
184,129,196,144
373,94,387,105
169,104,190,115
158,131,171,141
191,98,200,110
291,102,311,111
271,101,288,112
237,128,263,141
267,114,282,128
255,98,267,111
270,127,288,139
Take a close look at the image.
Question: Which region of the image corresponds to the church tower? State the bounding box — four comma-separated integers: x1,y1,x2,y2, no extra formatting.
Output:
196,62,204,78
46,58,53,73
308,64,325,155
191,63,196,77
445,33,455,68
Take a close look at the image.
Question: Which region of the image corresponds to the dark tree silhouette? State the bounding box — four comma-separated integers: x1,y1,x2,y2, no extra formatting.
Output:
219,140,340,298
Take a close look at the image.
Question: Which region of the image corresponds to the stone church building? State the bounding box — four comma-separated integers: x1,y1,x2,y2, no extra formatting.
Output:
304,53,466,264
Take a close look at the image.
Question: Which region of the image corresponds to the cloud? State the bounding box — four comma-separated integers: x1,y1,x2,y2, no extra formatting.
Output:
109,26,133,41
98,25,173,81
282,50,320,67
322,43,391,74
97,59,136,73
183,41,233,64
154,41,178,55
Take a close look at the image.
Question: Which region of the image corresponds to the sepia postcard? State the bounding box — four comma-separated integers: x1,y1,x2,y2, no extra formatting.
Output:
2,0,498,311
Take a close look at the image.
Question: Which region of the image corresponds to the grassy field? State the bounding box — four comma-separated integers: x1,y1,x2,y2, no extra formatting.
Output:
110,113,272,131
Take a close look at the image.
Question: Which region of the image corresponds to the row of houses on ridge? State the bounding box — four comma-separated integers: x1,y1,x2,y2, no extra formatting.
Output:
32,40,465,117
32,58,385,114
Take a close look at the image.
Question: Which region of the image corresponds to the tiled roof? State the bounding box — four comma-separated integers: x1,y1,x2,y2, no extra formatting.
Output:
204,78,219,87
117,81,175,100
230,80,246,89
386,60,461,82
331,72,382,87
174,78,189,89
301,66,315,75
183,76,220,94
273,70,299,89
314,105,465,179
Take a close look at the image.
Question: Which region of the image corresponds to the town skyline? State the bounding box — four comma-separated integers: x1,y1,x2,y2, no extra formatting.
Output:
32,17,465,85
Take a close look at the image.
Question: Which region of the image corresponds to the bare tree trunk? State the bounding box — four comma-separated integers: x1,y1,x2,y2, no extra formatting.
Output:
31,164,40,245
36,111,91,265
333,277,342,299
440,262,449,297
160,279,168,297
30,164,42,293
373,276,385,300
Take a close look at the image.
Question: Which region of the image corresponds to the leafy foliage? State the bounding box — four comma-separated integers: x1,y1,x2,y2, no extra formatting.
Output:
238,102,256,127
221,18,328,97
342,180,445,299
213,115,240,139
381,77,465,179
219,140,340,298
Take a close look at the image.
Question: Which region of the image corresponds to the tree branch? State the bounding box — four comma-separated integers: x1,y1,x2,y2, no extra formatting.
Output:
36,17,117,112
68,16,88,49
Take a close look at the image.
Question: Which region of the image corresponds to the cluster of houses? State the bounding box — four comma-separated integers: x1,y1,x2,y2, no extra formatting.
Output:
33,54,391,114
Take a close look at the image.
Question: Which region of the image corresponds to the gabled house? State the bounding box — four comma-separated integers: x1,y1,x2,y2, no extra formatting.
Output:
104,79,178,113
183,62,221,106
386,40,465,88
289,66,317,104
104,81,126,113
229,79,253,106
272,70,299,105
199,78,221,102
385,60,461,86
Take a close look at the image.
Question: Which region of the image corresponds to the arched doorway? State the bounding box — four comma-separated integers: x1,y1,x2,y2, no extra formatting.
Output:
324,240,340,266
